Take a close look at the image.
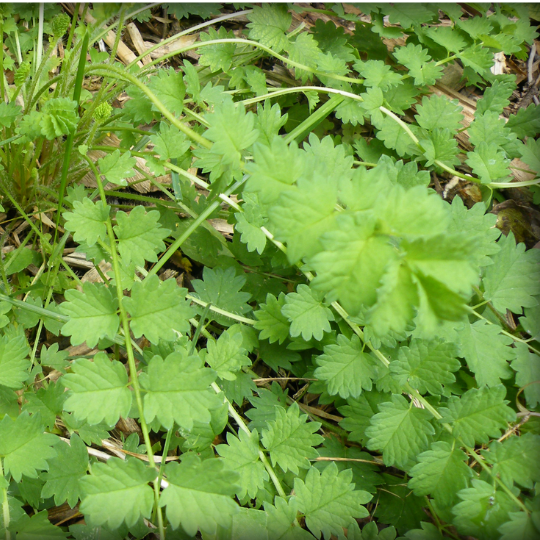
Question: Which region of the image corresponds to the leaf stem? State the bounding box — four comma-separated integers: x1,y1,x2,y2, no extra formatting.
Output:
0,458,10,540
83,156,165,539
186,294,254,325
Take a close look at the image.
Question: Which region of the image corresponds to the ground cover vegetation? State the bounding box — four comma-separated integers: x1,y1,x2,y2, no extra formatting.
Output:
0,2,540,539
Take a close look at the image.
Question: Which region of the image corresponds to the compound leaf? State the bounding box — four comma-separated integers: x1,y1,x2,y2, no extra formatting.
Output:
201,330,251,381
506,103,540,138
415,95,463,132
466,142,511,184
97,149,136,187
247,4,291,52
63,199,110,247
254,293,290,345
0,331,30,389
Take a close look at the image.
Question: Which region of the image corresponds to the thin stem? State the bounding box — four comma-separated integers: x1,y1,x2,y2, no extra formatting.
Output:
186,294,254,325
85,156,165,540
0,458,11,540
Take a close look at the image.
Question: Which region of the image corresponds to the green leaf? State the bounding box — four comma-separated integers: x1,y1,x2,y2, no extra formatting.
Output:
457,320,514,387
148,68,185,116
114,206,170,267
62,353,132,426
202,101,259,171
393,44,443,86
511,343,540,408
438,385,516,447
466,142,511,184
254,292,290,345
12,510,68,539
390,339,460,396
315,334,377,398
191,266,252,326
365,394,435,468
384,4,436,27
261,403,323,474
247,4,291,52
452,479,519,540
41,434,89,507
339,391,391,445
63,198,110,247
270,173,338,263
483,232,540,313
375,116,417,156
199,27,237,72
0,330,30,389
123,85,159,124
312,19,355,63
425,25,466,53
287,32,322,83
457,44,494,74
420,128,460,167
139,350,221,431
97,149,136,187
234,195,267,255
483,432,540,489
415,94,463,132
476,79,515,115
216,428,268,499
246,384,288,432
245,137,304,206
22,381,65,430
506,103,540,138
265,497,314,540
457,17,493,40
310,213,395,315
354,60,402,91
201,330,251,380
79,457,157,529
281,284,335,341
293,462,371,539
519,137,540,175
59,283,119,348
159,453,239,536
408,441,473,506
0,101,21,128
499,511,540,540
0,412,57,482
39,97,78,139
150,123,190,161
468,111,517,148
123,276,193,344
400,522,443,540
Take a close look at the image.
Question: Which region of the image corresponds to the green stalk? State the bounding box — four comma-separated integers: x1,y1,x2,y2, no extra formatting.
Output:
109,5,126,62
84,156,165,540
0,458,10,540
54,29,90,241
284,94,344,144
65,3,79,51
0,18,4,102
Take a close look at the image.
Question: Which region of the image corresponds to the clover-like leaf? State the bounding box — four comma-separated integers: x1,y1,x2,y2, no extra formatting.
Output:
97,149,136,186
63,198,110,247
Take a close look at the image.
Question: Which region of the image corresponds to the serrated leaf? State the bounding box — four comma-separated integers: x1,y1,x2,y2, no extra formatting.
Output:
315,334,377,398
62,353,132,426
191,266,252,326
123,85,159,124
506,103,540,138
63,198,110,247
519,137,540,175
287,32,322,83
114,206,170,267
261,403,322,474
452,479,519,540
408,441,473,506
438,385,516,447
216,428,268,499
457,44,494,74
354,60,402,91
12,510,68,539
139,350,221,431
39,97,78,139
41,434,89,507
477,79,515,116
148,67,185,116
97,149,136,187
281,284,335,341
265,497,314,540
511,342,540,408
79,458,157,529
457,320,514,387
466,142,511,184
384,4,436,27
0,412,57,482
150,123,190,161
247,4,291,52
0,101,21,128
365,394,435,468
22,380,65,430
245,137,304,206
393,44,443,86
160,454,239,536
420,128,460,167
270,173,339,263
199,27,237,72
0,331,30,389
59,283,119,347
375,116,417,156
415,94,463,132
483,432,540,489
483,232,540,313
390,339,460,395
468,111,517,148
254,293,290,345
498,511,540,540
293,463,371,539
246,384,288,432
425,25,466,53
123,276,193,344
201,330,251,380
235,197,267,254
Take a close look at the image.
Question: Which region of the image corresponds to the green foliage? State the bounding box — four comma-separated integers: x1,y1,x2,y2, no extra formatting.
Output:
2,4,539,539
